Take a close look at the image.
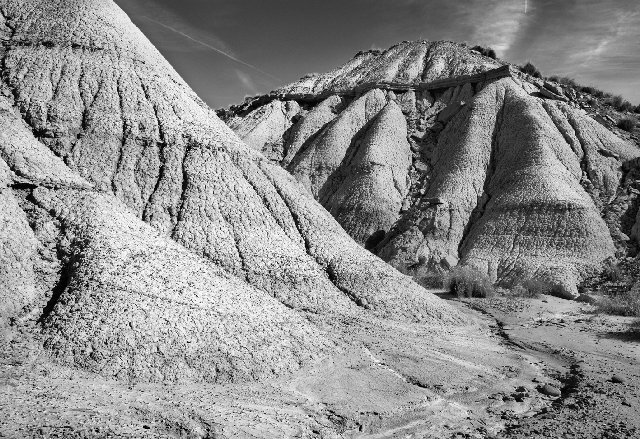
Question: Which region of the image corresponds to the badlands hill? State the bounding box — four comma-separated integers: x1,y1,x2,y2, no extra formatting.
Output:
0,0,464,385
1,1,639,437
221,41,640,298
1,3,537,437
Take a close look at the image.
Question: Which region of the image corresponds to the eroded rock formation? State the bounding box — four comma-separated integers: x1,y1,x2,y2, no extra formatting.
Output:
223,42,640,298
0,0,460,384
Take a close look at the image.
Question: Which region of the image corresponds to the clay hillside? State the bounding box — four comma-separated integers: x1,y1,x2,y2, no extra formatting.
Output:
221,41,640,299
0,1,526,437
2,1,640,438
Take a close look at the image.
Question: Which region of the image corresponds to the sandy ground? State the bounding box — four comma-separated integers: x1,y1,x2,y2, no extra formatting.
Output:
1,295,638,438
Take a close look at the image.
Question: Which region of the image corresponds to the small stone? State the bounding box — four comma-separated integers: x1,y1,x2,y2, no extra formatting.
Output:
539,384,561,397
441,255,458,269
414,160,429,172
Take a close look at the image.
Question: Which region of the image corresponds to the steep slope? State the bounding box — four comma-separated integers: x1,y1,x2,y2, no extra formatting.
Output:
0,0,461,385
222,41,640,298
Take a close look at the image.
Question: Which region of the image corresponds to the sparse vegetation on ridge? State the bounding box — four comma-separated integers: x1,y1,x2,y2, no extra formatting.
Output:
519,61,542,78
617,117,637,132
528,73,637,112
471,45,497,59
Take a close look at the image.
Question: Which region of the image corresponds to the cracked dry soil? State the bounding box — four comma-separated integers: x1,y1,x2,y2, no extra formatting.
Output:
2,294,638,438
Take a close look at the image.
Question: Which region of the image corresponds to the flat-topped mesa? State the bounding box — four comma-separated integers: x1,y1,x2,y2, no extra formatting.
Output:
224,40,640,299
0,1,462,384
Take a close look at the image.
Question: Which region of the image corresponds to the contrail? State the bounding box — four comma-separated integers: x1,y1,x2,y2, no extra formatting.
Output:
524,0,528,14
141,16,281,82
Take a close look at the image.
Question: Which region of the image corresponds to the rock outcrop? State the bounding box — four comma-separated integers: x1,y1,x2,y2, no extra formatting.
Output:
223,41,640,298
0,0,460,384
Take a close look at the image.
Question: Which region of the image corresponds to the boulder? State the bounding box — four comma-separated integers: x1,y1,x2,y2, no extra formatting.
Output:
539,86,568,101
544,81,565,96
441,255,459,269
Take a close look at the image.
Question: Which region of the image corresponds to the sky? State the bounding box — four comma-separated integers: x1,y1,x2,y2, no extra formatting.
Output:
115,0,640,109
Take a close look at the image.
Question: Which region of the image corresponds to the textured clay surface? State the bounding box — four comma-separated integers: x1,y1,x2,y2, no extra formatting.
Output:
224,41,640,298
0,0,461,388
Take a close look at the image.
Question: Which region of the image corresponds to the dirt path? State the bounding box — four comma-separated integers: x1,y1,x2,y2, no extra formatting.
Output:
462,295,640,439
1,295,638,438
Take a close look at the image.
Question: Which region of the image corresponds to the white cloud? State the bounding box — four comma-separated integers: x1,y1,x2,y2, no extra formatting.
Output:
235,69,259,94
467,0,529,55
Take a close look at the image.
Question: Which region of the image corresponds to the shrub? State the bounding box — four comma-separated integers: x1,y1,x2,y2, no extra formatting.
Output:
511,279,555,298
608,95,624,109
619,100,634,112
634,105,640,114
617,117,637,132
596,288,640,317
520,62,542,78
580,85,596,95
603,259,624,282
557,76,578,88
300,72,319,80
445,266,495,298
471,45,497,59
415,271,445,289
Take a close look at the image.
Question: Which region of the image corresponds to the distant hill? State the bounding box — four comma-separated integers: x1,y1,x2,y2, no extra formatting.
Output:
222,40,640,298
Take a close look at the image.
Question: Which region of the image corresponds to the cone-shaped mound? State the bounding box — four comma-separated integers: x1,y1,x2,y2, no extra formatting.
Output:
223,41,640,298
0,0,461,383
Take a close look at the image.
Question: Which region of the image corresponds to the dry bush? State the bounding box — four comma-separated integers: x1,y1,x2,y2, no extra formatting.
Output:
415,271,445,289
520,62,542,78
617,118,637,132
445,266,495,298
471,45,497,59
606,95,633,112
557,76,578,88
580,85,596,95
607,95,622,107
603,260,624,282
620,101,634,112
596,288,640,317
510,279,555,298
